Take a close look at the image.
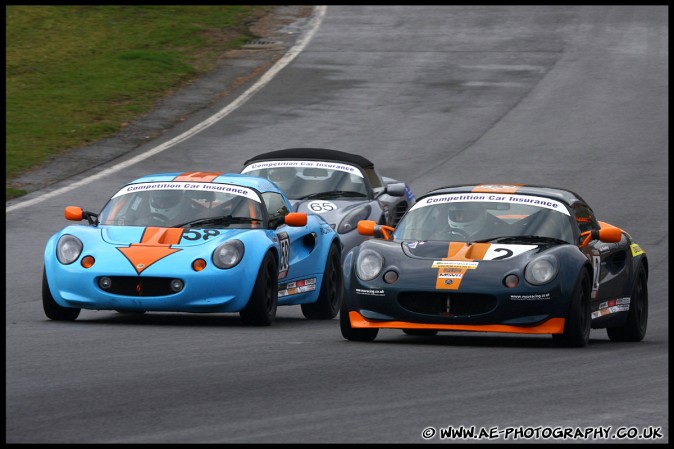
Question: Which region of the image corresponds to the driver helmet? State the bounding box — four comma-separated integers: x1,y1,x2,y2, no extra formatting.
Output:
267,167,295,189
150,189,185,220
447,202,488,236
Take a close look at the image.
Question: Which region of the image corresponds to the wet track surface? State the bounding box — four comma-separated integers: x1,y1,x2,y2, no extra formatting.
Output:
6,6,668,443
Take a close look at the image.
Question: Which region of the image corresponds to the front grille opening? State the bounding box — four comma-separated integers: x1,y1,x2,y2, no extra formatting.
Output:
398,292,497,316
98,276,179,297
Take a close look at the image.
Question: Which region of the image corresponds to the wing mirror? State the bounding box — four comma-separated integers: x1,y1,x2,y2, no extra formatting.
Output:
357,220,394,240
579,225,623,248
284,212,308,227
65,206,98,225
385,182,406,197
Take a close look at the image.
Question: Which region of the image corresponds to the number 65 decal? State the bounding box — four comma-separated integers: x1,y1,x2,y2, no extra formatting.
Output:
308,201,336,213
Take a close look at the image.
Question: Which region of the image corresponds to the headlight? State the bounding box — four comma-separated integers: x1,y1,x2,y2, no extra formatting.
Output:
56,235,83,265
524,255,559,285
337,205,372,234
356,248,384,281
212,239,244,269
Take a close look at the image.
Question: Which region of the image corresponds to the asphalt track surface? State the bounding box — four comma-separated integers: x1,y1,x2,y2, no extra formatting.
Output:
6,5,668,444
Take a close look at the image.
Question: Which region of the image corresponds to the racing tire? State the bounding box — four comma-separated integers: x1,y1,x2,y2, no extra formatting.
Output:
607,264,648,342
339,300,378,342
553,270,591,347
301,243,342,319
403,329,438,336
42,267,80,321
240,252,278,326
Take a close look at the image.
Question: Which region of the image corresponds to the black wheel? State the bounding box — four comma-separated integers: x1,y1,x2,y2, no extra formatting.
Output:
115,310,146,314
553,270,591,347
403,329,438,336
607,264,648,342
42,267,80,321
339,299,378,342
240,252,278,326
301,243,342,319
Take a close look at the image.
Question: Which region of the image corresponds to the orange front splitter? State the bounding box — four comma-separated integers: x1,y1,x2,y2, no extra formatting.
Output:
348,311,565,334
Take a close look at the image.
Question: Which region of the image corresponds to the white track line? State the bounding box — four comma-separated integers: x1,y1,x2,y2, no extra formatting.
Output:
6,6,327,214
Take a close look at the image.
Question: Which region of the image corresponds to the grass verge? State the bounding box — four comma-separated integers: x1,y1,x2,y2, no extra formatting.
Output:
6,5,273,200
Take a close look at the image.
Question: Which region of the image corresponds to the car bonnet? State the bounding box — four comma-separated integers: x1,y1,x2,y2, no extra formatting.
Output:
100,225,248,247
401,240,540,261
292,199,371,225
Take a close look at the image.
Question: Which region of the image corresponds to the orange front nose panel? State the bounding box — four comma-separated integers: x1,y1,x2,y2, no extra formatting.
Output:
117,227,184,274
348,311,565,335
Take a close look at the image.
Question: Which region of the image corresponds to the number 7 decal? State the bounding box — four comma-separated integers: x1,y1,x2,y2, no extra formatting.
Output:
592,255,601,293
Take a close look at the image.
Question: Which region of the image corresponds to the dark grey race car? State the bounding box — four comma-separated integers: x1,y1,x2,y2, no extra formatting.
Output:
242,148,416,259
340,183,648,347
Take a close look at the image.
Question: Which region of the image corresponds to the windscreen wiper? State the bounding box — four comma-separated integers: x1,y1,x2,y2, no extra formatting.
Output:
296,191,367,200
472,235,568,244
177,216,263,228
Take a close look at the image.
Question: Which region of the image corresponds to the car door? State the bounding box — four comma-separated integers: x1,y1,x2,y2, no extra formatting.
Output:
262,191,320,281
574,203,631,305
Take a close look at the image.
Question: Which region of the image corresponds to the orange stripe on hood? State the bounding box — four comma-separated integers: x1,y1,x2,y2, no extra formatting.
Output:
436,242,492,290
140,227,185,245
173,172,223,182
117,227,184,274
472,184,523,193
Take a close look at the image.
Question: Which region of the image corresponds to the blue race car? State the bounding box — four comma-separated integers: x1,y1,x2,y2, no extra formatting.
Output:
341,184,648,346
43,172,343,325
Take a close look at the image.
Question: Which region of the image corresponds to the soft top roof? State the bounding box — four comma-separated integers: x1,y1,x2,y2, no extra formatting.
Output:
244,148,374,169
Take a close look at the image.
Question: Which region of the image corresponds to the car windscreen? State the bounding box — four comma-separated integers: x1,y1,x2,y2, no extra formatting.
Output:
97,181,265,228
242,160,370,200
393,193,574,243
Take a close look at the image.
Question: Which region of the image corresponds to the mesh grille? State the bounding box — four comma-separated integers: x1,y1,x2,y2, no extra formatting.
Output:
99,276,179,297
398,292,497,316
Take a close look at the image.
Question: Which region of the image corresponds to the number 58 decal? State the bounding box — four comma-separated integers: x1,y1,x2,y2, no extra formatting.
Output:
277,232,290,279
182,229,220,241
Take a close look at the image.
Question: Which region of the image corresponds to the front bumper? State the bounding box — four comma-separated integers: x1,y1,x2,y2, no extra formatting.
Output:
46,259,258,313
344,277,571,334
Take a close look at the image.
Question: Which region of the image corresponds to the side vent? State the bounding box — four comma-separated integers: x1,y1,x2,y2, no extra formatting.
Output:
393,202,409,226
303,232,317,253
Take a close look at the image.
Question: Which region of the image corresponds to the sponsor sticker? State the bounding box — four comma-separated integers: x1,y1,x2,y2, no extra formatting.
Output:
432,261,479,269
592,297,630,319
355,288,385,296
114,181,260,202
510,292,551,300
409,193,570,216
630,243,645,256
438,272,463,279
278,278,317,297
242,160,363,177
592,305,630,319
